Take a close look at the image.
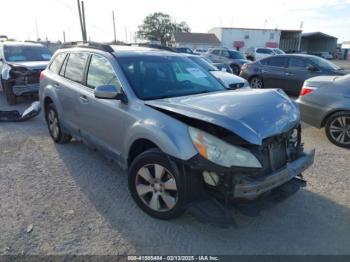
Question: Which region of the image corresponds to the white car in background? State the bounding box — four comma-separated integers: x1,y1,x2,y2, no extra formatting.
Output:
246,47,285,61
193,48,208,55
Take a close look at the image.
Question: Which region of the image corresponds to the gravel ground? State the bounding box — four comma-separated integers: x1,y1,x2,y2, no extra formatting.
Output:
0,88,350,255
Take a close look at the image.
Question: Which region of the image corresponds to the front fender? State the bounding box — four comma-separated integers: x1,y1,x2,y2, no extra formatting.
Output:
123,113,198,163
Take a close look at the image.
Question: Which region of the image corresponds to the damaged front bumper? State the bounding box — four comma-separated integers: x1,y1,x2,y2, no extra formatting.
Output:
233,149,315,199
12,84,39,96
182,148,315,201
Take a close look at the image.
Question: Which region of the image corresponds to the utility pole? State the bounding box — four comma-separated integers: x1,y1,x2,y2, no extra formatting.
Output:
81,1,87,40
77,0,87,41
35,18,40,40
124,27,127,43
112,11,117,43
63,31,66,42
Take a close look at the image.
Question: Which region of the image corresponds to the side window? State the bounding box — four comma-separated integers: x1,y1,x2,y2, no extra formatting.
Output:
212,49,220,55
49,53,66,74
64,52,89,83
87,55,120,89
256,48,264,54
221,50,230,58
288,58,310,69
266,57,287,67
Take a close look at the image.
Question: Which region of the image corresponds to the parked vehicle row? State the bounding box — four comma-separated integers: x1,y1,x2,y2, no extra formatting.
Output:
204,47,251,75
38,42,314,223
239,54,349,96
245,47,285,61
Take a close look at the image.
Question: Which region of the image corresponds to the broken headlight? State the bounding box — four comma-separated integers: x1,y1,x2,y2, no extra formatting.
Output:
188,126,262,168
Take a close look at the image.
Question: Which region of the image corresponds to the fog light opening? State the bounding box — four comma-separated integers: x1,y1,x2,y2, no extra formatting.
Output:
202,171,219,186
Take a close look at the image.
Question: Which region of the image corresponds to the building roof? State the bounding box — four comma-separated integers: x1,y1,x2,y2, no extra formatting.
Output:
302,32,337,39
210,27,302,32
172,32,221,44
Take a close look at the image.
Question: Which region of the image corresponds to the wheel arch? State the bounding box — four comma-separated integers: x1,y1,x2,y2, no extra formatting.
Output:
321,109,350,127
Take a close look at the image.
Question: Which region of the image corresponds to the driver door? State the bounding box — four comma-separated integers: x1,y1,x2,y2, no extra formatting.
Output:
74,54,126,162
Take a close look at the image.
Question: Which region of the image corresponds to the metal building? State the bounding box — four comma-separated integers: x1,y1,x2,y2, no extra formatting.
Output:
300,32,338,53
208,27,302,53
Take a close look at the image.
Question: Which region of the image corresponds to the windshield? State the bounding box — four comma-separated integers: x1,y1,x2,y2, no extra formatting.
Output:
309,56,340,70
273,48,285,55
188,56,218,71
118,55,224,100
4,45,52,62
228,51,245,59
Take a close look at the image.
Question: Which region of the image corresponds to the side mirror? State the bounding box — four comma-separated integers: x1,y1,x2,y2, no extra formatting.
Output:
94,84,126,102
307,66,319,72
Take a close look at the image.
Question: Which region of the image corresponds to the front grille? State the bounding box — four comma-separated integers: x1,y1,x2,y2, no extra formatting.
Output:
25,69,42,84
268,140,287,171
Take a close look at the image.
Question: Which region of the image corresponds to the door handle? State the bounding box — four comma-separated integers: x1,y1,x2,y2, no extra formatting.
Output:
53,82,60,89
79,95,89,103
285,72,294,76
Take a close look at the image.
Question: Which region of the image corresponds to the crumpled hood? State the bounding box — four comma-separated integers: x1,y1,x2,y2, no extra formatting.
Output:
8,61,49,70
145,89,300,145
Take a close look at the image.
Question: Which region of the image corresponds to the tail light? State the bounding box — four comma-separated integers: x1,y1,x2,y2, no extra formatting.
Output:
241,63,249,71
39,71,45,81
299,86,317,97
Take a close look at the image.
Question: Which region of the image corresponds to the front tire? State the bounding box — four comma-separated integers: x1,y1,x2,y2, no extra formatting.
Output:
325,111,350,148
128,148,186,219
45,103,72,144
249,76,264,89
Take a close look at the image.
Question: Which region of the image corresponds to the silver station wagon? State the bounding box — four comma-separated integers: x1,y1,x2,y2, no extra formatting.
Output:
40,42,314,224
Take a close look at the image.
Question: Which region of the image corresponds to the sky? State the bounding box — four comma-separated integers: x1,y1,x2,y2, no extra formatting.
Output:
1,0,350,43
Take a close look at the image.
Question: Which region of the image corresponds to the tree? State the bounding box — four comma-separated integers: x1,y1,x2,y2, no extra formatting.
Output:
137,12,190,45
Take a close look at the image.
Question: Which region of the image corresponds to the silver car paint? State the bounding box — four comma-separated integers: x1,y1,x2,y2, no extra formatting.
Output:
40,47,300,170
40,48,198,169
145,88,300,145
296,75,350,128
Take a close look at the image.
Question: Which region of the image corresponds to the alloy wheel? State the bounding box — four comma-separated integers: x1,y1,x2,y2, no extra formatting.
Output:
48,109,60,140
135,164,178,212
250,77,263,88
329,116,350,145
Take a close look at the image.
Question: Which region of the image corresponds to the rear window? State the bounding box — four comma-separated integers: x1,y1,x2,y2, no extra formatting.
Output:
64,53,89,83
49,53,67,74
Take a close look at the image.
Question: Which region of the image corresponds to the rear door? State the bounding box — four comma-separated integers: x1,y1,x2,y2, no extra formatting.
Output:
260,56,288,90
74,53,126,161
284,57,319,96
57,52,90,134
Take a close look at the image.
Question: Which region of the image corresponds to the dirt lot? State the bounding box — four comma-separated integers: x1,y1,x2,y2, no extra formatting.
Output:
0,85,350,255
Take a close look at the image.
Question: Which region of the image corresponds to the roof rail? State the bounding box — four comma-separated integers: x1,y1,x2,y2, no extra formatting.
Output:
133,43,177,52
61,41,114,52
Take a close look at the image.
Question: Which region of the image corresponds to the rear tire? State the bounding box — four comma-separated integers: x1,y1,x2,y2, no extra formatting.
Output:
249,76,264,89
128,148,186,219
45,103,72,144
325,111,350,148
3,80,17,105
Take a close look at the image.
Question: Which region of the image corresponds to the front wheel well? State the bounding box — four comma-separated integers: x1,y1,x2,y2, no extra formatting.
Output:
128,139,159,167
44,96,53,111
248,75,261,82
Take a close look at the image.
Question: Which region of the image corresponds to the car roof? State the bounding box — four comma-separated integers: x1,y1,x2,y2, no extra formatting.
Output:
1,41,46,47
261,54,318,59
58,44,184,58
